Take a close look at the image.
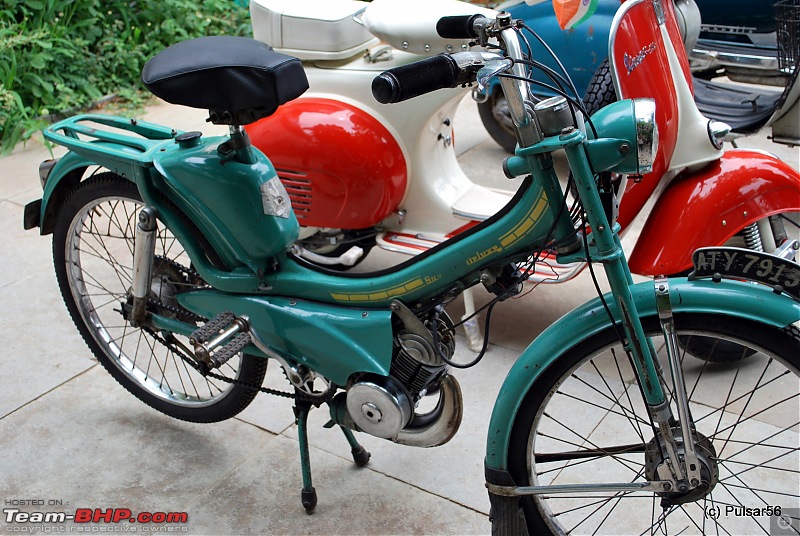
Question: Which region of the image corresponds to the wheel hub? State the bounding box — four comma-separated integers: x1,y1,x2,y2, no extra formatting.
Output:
148,258,184,315
121,258,194,322
645,429,719,506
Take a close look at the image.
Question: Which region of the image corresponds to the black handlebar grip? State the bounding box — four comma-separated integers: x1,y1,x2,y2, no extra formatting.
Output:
436,14,483,38
372,54,459,104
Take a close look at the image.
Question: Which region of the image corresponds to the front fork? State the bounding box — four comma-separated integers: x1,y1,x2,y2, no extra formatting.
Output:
561,143,700,493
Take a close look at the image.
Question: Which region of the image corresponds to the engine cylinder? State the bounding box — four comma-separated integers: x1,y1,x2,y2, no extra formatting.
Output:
390,332,446,394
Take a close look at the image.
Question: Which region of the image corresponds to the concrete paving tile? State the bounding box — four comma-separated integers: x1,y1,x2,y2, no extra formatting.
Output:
0,366,273,516
0,364,488,535
0,268,91,418
0,271,95,364
184,434,489,535
0,320,94,418
0,138,62,202
235,365,303,435
8,184,44,207
274,341,520,515
0,200,53,288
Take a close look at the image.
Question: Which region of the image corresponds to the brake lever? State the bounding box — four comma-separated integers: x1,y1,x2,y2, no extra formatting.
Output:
477,59,514,92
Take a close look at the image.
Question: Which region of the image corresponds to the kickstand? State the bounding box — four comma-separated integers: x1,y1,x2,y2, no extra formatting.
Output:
294,400,317,514
340,426,371,467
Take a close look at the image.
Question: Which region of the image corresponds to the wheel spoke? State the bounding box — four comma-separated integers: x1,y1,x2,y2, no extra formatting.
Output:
58,180,263,419
511,317,800,535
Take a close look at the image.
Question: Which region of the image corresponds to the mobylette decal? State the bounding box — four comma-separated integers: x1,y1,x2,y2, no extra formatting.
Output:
466,190,550,266
624,42,657,75
499,191,549,249
330,277,426,302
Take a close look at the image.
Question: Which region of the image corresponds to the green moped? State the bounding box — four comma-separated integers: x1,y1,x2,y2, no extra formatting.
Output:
24,10,800,535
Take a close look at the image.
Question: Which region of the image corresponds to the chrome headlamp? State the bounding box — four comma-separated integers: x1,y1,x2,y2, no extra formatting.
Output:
583,98,659,175
632,98,658,174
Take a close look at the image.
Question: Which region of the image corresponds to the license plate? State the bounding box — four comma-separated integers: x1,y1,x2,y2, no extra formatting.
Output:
690,247,800,301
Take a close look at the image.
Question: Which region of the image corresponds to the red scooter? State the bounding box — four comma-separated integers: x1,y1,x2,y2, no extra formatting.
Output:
246,0,799,279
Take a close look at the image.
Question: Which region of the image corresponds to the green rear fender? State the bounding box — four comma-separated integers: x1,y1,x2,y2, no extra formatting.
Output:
38,152,96,234
485,277,800,471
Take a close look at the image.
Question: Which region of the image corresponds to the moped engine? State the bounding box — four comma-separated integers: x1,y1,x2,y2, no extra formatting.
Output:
343,304,458,441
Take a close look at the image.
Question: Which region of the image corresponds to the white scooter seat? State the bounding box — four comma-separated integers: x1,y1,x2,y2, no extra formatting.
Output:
250,0,379,61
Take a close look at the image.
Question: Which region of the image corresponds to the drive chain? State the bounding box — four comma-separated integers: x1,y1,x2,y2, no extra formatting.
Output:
132,256,332,404
141,322,331,403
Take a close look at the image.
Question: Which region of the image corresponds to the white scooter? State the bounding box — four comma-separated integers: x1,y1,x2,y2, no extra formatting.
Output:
249,0,504,347
245,0,800,349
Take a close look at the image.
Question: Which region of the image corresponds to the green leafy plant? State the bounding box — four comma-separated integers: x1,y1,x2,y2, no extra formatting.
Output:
0,0,251,154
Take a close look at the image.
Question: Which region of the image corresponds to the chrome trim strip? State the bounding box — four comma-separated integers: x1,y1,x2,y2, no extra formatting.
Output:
690,47,779,70
652,0,665,24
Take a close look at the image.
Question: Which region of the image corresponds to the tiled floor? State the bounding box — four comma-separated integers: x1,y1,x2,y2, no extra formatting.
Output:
1,91,797,536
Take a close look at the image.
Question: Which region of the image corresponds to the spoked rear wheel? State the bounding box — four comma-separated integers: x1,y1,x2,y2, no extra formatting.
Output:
506,314,800,535
53,173,267,422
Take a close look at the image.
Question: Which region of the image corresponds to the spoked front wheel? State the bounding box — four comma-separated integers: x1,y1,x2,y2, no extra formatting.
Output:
506,314,799,535
53,173,267,422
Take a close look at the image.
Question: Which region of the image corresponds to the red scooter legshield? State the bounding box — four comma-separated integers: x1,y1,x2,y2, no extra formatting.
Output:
611,0,689,230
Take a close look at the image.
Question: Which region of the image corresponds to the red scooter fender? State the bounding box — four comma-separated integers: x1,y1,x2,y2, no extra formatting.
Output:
628,149,800,275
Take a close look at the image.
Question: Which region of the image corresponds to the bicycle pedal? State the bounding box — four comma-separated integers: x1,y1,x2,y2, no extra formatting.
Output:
190,311,235,344
210,332,252,368
190,311,249,366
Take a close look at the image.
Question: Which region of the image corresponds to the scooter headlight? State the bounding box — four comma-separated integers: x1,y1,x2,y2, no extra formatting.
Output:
583,98,659,175
632,98,658,174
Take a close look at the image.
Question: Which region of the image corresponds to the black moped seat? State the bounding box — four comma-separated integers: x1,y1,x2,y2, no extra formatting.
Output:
141,36,308,125
693,77,781,135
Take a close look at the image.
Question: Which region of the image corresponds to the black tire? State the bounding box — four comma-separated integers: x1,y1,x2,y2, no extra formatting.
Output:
478,88,518,154
583,58,617,117
53,173,267,423
504,313,800,535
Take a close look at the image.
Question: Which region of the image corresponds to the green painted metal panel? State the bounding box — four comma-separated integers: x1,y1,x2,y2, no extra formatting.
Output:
484,278,800,470
177,290,394,386
152,137,300,275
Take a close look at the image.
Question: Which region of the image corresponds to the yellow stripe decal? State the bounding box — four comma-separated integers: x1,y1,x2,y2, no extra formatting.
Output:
330,277,425,302
500,192,549,248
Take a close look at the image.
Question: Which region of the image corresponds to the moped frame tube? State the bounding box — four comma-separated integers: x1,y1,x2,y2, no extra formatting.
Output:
560,130,664,406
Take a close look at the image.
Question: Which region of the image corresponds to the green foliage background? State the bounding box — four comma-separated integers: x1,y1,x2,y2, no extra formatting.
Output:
0,0,251,153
